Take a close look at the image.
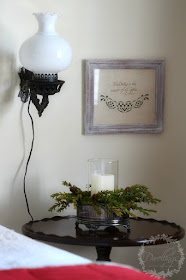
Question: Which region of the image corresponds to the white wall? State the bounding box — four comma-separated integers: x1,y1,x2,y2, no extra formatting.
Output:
0,0,186,279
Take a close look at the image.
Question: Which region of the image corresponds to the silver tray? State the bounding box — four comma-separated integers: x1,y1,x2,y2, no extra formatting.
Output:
76,204,130,231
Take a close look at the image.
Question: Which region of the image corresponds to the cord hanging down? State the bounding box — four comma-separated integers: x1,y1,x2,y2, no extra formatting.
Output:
23,98,34,221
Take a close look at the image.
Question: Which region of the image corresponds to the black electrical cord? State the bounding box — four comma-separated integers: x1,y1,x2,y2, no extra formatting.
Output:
23,98,34,221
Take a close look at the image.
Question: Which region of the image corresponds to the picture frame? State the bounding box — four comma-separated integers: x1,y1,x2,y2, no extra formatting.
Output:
84,59,165,134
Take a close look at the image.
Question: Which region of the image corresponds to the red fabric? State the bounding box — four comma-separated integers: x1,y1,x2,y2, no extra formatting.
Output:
0,264,164,280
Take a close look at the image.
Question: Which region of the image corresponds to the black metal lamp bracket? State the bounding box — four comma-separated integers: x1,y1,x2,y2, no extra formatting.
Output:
18,67,65,117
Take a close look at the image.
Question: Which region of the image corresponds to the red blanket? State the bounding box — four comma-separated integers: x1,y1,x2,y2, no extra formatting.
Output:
0,264,164,280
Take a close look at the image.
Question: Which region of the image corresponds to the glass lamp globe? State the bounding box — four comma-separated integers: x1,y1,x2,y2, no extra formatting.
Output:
19,13,72,75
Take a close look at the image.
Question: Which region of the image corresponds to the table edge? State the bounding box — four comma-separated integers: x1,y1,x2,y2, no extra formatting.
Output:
22,215,185,247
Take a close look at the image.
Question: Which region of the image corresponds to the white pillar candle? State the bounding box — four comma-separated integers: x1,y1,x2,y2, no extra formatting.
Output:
91,174,114,196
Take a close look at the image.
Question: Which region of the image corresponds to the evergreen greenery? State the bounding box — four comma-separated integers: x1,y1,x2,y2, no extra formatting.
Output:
49,181,161,218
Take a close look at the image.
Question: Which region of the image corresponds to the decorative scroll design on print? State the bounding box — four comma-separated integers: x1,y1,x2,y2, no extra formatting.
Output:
100,94,149,113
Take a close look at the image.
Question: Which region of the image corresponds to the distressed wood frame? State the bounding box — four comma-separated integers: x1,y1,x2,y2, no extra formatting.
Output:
84,59,165,134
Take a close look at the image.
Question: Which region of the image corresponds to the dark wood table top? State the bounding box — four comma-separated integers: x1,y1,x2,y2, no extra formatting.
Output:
22,215,185,247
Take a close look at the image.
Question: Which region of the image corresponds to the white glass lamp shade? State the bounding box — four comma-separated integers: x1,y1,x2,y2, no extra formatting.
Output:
19,13,72,74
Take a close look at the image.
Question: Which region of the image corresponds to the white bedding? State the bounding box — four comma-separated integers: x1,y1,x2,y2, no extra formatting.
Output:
0,225,91,270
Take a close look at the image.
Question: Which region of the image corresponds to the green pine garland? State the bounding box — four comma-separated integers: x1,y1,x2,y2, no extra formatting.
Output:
49,181,161,218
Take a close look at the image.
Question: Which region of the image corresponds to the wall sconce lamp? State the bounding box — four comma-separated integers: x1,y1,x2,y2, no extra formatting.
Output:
18,13,72,116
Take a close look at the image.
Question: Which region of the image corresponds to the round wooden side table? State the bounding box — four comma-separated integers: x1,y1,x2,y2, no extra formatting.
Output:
22,215,185,262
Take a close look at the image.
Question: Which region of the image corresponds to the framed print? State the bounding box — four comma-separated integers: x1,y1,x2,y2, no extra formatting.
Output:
84,59,165,134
